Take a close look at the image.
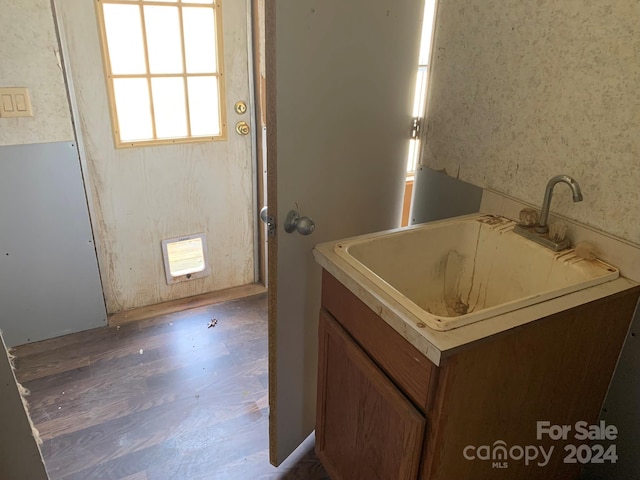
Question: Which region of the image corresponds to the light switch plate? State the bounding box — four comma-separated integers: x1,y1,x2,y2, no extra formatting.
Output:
0,87,33,118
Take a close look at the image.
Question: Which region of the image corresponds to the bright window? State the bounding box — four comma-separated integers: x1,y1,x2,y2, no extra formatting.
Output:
96,0,226,147
407,0,437,175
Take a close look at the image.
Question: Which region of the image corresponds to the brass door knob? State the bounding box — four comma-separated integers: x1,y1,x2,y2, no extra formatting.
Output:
234,101,247,114
235,121,250,136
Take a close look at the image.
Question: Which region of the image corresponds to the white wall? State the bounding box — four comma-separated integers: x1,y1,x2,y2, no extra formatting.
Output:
0,0,74,146
423,0,639,243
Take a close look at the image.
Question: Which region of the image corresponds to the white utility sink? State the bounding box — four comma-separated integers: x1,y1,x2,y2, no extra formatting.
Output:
333,215,619,331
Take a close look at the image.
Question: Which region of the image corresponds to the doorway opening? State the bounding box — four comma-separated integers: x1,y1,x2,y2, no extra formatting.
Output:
54,0,262,317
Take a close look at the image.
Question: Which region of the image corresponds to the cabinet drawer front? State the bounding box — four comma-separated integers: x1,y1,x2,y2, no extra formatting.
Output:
316,310,425,480
321,270,436,413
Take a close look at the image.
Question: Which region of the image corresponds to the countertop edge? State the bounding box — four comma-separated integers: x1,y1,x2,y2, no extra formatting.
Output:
313,239,640,367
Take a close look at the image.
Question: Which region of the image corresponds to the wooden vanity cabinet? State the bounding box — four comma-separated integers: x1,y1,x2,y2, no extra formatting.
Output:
316,269,640,480
316,311,425,480
316,269,437,480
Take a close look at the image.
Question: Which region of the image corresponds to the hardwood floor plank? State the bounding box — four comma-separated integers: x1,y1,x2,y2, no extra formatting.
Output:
41,352,257,473
12,294,329,480
44,396,206,477
14,352,91,384
13,323,136,358
55,402,268,480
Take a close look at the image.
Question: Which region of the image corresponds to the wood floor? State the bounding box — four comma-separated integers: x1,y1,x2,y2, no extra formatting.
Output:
12,294,330,480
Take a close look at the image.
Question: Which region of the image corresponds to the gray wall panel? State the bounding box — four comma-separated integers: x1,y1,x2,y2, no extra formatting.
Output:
410,166,483,225
0,141,106,346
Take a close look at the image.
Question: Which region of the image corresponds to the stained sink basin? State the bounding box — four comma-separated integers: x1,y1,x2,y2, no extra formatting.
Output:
333,215,619,331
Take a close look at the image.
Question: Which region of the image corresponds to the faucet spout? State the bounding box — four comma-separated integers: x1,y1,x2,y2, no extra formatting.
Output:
535,175,583,234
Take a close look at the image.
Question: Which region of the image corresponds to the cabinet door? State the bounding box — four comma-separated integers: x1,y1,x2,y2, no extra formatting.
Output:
316,309,425,480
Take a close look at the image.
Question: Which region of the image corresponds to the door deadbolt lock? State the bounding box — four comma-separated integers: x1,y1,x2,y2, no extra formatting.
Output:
236,121,250,136
234,101,248,115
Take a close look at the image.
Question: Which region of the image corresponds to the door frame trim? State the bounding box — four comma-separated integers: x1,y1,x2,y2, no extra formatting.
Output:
245,0,263,285
263,0,279,466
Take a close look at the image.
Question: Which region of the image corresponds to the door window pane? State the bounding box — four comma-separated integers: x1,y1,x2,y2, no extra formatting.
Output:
152,77,188,138
188,76,220,136
113,79,153,141
103,4,146,75
183,7,218,74
144,6,183,74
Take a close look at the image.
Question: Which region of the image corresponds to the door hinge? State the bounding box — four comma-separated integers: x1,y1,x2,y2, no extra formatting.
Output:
265,217,276,237
260,206,276,238
410,117,421,139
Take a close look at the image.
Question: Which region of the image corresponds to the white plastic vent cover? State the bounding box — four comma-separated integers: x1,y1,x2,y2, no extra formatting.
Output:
161,233,210,284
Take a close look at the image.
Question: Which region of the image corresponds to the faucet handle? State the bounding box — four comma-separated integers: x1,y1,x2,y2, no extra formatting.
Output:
549,222,568,242
518,208,539,227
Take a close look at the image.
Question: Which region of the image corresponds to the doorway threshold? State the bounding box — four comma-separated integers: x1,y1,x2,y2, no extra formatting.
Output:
108,283,267,327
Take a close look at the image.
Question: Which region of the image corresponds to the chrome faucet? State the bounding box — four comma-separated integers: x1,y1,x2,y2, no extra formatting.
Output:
535,175,583,234
513,175,583,251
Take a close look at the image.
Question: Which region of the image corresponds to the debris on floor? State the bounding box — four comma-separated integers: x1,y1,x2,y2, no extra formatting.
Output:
208,318,218,329
5,343,43,445
139,349,143,355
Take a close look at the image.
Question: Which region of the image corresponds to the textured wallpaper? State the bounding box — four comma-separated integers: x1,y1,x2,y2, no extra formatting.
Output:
0,0,74,146
423,0,639,243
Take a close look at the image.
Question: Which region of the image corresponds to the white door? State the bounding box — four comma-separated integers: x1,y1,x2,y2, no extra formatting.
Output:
267,0,425,464
54,0,256,314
